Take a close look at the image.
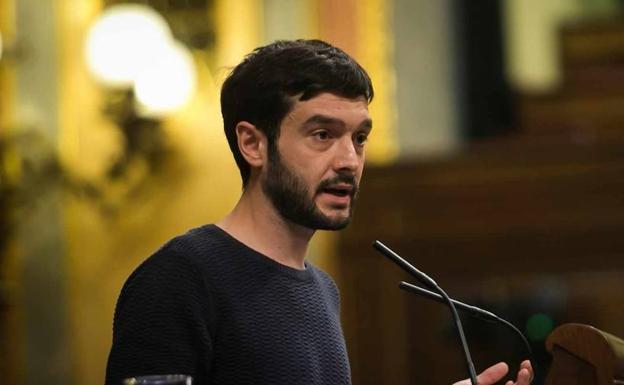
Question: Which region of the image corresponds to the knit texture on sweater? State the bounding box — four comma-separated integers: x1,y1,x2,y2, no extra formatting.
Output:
105,224,350,385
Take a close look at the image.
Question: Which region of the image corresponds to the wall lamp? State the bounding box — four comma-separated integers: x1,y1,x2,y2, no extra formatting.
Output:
84,3,197,180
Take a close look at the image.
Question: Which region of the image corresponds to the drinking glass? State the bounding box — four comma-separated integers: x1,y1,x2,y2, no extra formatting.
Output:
123,374,192,385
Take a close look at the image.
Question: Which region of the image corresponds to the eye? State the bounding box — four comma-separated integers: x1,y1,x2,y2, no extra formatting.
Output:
355,132,369,146
313,130,331,141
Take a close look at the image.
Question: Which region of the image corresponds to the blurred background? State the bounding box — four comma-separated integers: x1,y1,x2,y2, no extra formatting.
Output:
0,0,623,384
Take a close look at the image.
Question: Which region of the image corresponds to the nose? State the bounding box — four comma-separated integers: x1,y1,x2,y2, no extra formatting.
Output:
333,136,360,173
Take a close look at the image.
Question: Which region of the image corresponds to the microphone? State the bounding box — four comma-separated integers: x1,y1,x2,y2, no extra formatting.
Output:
373,240,478,385
399,281,534,364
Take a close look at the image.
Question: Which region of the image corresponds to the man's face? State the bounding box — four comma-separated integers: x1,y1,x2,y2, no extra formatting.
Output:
261,92,371,230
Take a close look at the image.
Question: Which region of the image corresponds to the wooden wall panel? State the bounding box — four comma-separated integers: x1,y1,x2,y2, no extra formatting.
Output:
337,137,624,384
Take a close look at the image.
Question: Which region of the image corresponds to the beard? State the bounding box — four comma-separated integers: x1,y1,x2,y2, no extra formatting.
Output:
261,146,358,231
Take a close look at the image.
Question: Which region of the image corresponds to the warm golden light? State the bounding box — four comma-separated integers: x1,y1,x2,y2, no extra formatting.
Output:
134,41,197,116
84,4,173,87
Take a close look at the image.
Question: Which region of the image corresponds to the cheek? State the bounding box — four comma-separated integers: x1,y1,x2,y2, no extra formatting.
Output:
306,164,330,189
355,160,365,180
289,152,329,176
286,157,325,189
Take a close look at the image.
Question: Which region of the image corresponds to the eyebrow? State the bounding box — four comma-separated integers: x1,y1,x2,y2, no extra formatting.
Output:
302,114,373,131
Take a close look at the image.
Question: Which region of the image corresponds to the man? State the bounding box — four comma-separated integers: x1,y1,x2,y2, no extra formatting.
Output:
106,39,532,385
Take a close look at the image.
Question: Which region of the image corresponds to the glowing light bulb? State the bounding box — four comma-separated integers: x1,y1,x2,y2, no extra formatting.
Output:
134,41,197,116
84,4,173,87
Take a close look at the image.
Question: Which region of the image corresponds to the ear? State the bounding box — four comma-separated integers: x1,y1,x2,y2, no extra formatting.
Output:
236,121,267,168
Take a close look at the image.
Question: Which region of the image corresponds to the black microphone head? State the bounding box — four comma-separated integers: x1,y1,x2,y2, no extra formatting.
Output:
372,240,438,288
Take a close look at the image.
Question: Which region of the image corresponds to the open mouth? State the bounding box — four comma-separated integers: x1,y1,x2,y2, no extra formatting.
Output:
317,175,357,202
321,186,352,198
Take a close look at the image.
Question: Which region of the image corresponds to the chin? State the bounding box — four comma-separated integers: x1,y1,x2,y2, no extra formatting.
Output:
315,220,351,231
317,214,352,231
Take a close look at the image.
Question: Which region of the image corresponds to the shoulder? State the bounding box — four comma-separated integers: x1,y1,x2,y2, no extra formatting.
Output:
307,263,341,307
166,224,225,261
118,225,225,304
121,224,254,301
308,263,337,287
137,224,232,273
113,226,224,330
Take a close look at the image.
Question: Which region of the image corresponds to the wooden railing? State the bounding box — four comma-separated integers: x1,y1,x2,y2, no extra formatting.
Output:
545,324,624,385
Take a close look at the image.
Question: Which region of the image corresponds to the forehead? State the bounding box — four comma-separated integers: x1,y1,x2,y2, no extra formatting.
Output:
282,92,370,126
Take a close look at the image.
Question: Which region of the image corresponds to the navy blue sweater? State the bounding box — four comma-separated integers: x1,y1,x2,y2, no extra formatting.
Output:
105,225,350,385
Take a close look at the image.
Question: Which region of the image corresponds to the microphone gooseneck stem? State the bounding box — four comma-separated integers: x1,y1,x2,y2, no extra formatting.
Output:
494,316,535,370
399,281,498,322
399,281,535,367
373,241,479,385
436,285,478,385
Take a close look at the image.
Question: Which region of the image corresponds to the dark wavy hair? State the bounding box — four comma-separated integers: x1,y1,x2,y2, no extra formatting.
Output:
220,39,374,187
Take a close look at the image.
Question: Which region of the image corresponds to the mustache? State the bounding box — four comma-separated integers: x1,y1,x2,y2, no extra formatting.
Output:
316,174,358,197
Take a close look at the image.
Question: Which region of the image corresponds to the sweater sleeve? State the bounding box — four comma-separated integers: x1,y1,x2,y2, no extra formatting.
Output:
105,241,215,385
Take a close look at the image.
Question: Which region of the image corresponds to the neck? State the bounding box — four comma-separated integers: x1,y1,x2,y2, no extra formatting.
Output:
216,183,314,270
